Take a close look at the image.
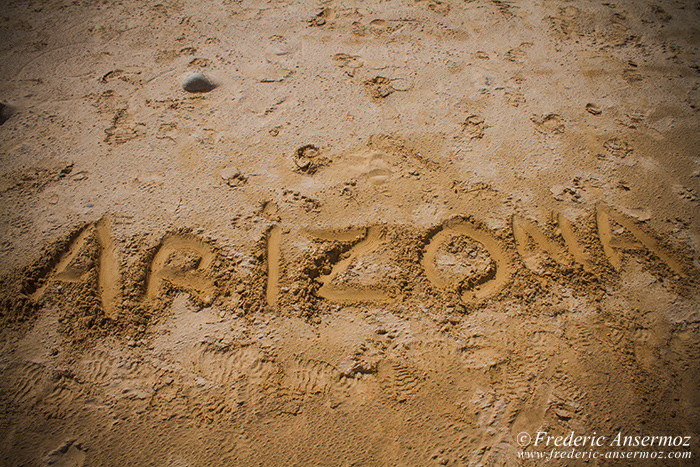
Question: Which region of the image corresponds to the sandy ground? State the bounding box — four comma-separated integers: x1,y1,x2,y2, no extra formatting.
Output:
0,0,699,465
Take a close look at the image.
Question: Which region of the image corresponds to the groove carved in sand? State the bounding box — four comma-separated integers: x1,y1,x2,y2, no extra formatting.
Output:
303,227,366,243
266,226,281,308
30,225,93,302
314,226,393,302
423,221,512,302
144,235,217,303
596,203,685,276
513,215,569,267
558,213,592,272
95,216,120,318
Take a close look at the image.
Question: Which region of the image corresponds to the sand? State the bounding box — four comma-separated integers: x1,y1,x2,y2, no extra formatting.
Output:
0,0,698,464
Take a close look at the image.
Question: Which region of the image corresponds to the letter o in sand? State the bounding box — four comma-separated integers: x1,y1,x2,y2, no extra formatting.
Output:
422,221,512,302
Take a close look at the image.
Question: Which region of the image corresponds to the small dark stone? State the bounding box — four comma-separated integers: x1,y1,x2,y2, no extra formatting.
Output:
182,72,215,93
586,103,602,115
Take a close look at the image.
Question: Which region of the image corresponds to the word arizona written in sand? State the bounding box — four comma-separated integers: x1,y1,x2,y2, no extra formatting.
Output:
23,203,690,317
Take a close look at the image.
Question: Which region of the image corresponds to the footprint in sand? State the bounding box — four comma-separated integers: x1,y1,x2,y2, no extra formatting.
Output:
462,115,486,139
532,113,565,134
45,439,86,466
348,149,394,185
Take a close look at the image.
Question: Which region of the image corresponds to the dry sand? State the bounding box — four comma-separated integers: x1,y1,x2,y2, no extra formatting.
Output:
0,0,698,465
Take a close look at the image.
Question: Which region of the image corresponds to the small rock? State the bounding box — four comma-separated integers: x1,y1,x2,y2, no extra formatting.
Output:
182,72,215,93
586,103,602,115
0,103,9,125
